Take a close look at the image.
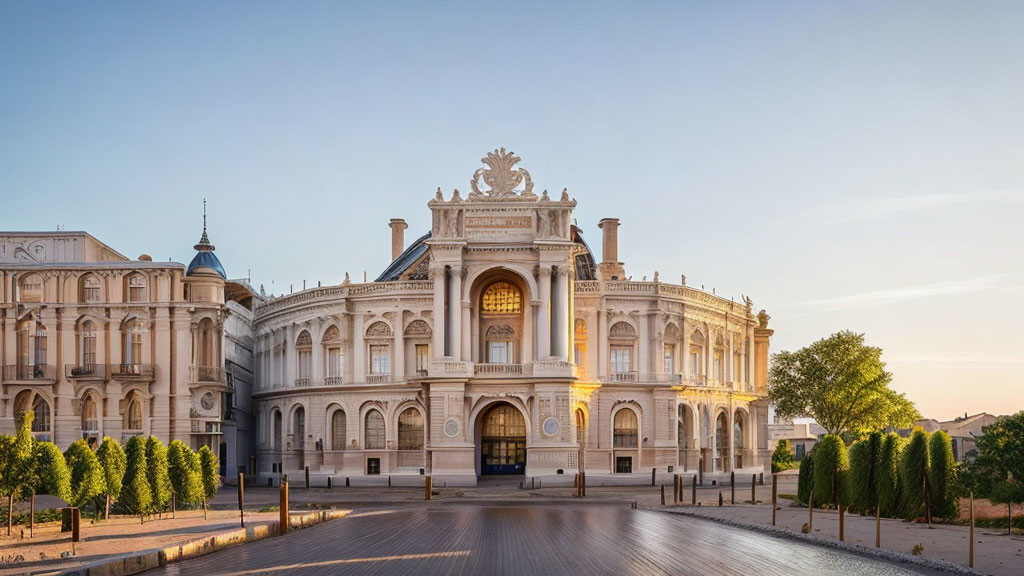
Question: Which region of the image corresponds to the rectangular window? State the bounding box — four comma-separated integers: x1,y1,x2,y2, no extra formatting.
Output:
128,277,146,302
370,345,390,374
83,334,97,366
298,350,311,378
664,345,674,374
610,346,631,373
327,347,343,377
615,456,633,474
689,350,700,377
714,353,722,380
415,344,429,373
488,341,509,364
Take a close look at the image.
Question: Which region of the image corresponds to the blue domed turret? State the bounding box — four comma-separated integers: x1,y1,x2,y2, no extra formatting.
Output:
186,201,227,279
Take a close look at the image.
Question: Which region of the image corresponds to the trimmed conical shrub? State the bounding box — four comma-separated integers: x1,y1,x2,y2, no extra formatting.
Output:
900,427,930,521
65,440,105,509
119,436,152,519
797,450,815,505
877,432,903,517
812,434,850,508
95,437,127,520
168,440,203,506
929,430,959,520
32,441,72,502
850,432,883,513
145,437,172,515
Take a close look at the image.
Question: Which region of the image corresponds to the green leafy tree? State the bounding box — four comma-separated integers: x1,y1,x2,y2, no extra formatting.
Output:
2,411,35,534
65,440,105,508
877,432,903,517
95,437,127,520
145,436,172,516
849,432,883,513
928,430,959,521
768,331,920,435
968,411,1024,534
119,436,152,521
771,440,794,473
32,441,72,502
167,440,203,509
199,445,220,518
900,427,931,522
812,434,850,508
797,450,815,505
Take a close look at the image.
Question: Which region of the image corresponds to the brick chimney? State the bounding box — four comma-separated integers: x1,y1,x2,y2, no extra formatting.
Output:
389,218,408,261
597,218,625,280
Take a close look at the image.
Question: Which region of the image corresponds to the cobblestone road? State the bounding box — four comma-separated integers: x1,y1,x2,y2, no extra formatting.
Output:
152,503,947,576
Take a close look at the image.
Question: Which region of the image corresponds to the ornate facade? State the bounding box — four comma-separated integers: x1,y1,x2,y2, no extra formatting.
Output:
0,220,258,476
252,149,775,485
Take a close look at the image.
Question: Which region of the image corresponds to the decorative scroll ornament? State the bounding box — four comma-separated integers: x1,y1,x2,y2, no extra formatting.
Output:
470,148,535,198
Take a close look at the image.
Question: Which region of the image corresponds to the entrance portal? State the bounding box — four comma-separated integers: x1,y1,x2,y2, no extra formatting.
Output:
479,403,527,475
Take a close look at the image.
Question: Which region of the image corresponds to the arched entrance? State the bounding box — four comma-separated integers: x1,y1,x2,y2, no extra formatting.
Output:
478,403,527,475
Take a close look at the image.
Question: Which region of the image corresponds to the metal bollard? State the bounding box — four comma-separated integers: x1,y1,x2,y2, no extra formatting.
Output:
969,491,974,567
279,480,290,535
305,466,310,489
718,491,723,507
752,474,756,504
238,472,245,527
692,475,697,505
425,475,432,501
661,485,665,505
771,474,777,526
652,467,656,486
730,471,735,504
839,502,845,541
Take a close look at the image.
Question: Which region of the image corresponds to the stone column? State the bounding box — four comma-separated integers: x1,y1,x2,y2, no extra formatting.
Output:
638,311,650,376
537,268,551,360
432,268,446,357
285,324,295,386
567,269,576,365
352,315,364,384
682,323,691,380
392,321,404,381
726,332,734,388
597,308,608,379
448,266,462,358
461,302,471,362
553,266,570,361
747,325,755,392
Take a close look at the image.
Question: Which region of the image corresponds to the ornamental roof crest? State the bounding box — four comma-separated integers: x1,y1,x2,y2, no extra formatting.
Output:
469,148,536,199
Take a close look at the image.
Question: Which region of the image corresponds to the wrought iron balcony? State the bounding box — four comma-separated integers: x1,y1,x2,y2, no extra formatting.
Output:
111,363,155,380
294,377,311,387
190,365,226,385
366,373,391,384
474,363,524,376
324,376,344,386
65,363,106,380
2,364,56,383
610,371,638,383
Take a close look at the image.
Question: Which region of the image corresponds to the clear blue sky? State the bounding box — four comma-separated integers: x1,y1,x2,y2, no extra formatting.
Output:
2,1,1022,420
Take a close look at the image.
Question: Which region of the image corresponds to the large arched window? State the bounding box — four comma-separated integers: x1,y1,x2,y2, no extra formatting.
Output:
365,409,385,449
80,274,101,303
397,408,423,450
322,326,343,382
127,274,147,302
20,274,43,302
296,331,312,383
574,319,588,374
689,330,705,379
331,409,347,450
16,320,48,379
272,410,283,451
734,411,745,469
365,322,392,376
125,396,143,431
293,406,305,449
81,320,98,367
613,408,638,448
32,396,51,434
479,280,524,364
716,412,729,471
82,394,99,439
122,319,144,368
678,404,691,450
663,323,679,374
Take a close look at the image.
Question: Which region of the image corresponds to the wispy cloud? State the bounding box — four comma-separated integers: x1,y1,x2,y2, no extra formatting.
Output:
886,353,1024,366
798,275,1013,311
799,190,1024,224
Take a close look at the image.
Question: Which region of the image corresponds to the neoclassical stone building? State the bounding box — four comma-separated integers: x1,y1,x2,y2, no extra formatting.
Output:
0,219,258,477
253,149,774,485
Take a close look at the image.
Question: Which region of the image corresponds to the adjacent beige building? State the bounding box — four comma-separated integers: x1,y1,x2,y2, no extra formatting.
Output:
0,222,258,476
252,149,775,485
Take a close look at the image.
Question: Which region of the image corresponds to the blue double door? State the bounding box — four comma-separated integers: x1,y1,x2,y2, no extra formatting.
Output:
481,438,526,475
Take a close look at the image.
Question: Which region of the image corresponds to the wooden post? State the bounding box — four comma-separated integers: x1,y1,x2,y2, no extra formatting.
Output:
718,491,723,507
730,471,735,504
692,475,697,505
582,472,586,497
661,485,666,506
839,501,845,542
305,466,310,489
751,474,756,504
238,472,245,527
652,467,656,486
969,491,975,568
71,507,80,543
875,505,880,548
673,475,679,504
171,492,176,519
923,473,931,527
771,473,778,526
9,493,14,535
808,493,813,532
279,480,289,535
30,490,35,538
425,476,432,501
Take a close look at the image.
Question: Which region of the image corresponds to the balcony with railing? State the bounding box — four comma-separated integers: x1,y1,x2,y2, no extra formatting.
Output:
294,377,311,387
65,363,106,380
366,373,391,384
190,365,227,386
610,371,638,383
2,364,56,383
474,363,524,377
111,363,155,380
325,376,344,386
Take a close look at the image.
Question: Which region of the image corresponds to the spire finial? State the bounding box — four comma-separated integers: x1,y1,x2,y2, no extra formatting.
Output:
194,198,214,251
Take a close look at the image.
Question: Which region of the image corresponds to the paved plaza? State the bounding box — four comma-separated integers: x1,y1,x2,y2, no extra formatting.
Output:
150,502,950,576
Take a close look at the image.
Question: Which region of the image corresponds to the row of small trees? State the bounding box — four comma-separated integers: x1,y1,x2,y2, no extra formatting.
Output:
797,428,959,522
0,411,220,530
